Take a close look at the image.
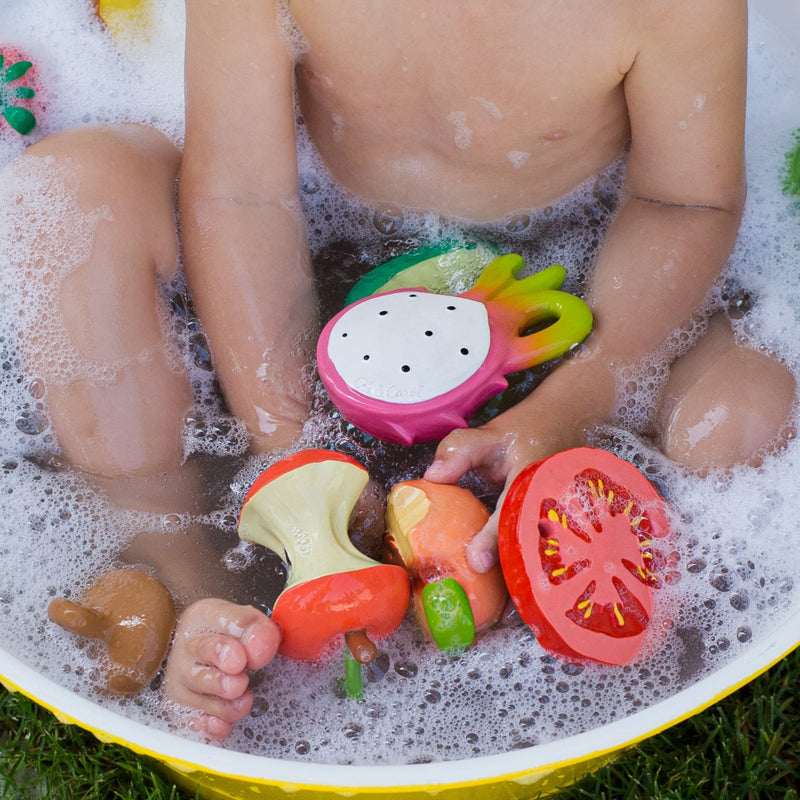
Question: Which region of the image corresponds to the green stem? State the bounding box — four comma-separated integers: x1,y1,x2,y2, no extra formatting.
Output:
343,649,364,700
422,577,476,652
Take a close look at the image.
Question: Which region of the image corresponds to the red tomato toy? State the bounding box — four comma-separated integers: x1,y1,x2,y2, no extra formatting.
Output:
498,447,672,665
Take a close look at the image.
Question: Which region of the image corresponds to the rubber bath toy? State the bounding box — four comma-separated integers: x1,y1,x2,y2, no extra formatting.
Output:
0,46,41,136
498,447,673,666
48,568,176,695
317,253,593,445
238,449,411,663
345,244,494,305
92,0,152,42
384,479,507,651
784,129,800,201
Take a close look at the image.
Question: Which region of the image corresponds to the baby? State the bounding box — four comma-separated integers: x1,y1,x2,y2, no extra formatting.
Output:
11,0,796,739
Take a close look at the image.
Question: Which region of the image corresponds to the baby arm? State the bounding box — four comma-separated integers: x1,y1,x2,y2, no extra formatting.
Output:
427,0,748,570
180,0,316,453
165,0,314,737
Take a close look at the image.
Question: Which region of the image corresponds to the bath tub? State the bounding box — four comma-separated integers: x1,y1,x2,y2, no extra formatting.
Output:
1,0,800,797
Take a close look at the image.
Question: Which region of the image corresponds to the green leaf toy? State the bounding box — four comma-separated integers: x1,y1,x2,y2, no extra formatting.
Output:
0,47,40,136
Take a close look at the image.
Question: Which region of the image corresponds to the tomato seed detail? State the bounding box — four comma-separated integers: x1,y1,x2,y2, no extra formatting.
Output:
537,468,664,637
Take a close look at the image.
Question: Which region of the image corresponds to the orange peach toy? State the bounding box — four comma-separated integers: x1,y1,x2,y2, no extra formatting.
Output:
48,568,176,695
385,479,507,650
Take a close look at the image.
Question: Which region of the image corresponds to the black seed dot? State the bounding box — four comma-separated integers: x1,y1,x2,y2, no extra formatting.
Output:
401,365,411,373
363,355,370,361
341,332,348,338
446,305,456,311
460,348,469,355
425,330,433,337
409,293,418,297
379,310,389,316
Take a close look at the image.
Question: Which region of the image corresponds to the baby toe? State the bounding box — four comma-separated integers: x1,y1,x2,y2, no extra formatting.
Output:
190,695,253,741
186,664,250,701
241,618,281,670
199,691,253,725
190,632,250,674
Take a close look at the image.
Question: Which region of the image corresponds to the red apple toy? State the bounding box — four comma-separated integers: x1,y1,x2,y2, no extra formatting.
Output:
238,449,410,664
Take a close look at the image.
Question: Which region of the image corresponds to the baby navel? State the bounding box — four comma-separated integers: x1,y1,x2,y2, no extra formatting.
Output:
542,128,570,142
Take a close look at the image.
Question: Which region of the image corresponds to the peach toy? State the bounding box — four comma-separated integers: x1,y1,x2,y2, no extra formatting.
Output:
385,479,508,650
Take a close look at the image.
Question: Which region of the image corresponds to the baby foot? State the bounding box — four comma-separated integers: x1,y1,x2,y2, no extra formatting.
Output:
165,598,280,740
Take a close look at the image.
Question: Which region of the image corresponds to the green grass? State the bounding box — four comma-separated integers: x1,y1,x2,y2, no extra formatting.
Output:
1,647,799,799
0,690,196,800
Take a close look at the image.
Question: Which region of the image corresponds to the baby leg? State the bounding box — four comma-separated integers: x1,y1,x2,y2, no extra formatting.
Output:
12,125,278,730
15,124,213,593
14,123,190,499
656,314,797,470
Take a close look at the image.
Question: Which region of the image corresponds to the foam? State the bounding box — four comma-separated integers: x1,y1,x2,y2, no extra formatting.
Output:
0,0,799,768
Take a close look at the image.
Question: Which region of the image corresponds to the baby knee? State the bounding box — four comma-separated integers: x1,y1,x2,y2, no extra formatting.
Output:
26,124,178,202
658,344,796,471
17,124,180,274
23,123,179,173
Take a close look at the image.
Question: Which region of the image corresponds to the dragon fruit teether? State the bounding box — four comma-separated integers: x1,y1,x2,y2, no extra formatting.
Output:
317,253,593,445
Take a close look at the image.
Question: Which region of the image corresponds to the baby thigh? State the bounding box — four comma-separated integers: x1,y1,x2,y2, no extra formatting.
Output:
656,314,797,470
11,124,190,485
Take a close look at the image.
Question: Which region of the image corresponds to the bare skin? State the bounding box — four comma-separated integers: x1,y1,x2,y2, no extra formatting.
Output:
10,0,795,738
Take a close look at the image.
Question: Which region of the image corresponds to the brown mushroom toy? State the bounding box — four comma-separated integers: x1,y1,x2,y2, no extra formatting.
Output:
48,568,176,695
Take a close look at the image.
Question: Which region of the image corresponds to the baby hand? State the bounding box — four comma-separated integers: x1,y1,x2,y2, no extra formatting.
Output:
424,426,525,575
165,598,280,740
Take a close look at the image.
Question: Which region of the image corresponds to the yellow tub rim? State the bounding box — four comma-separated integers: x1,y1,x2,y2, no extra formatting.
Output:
2,598,799,796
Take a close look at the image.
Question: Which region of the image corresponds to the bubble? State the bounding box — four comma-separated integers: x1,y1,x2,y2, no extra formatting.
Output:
372,206,404,235
423,688,442,704
343,723,364,740
249,697,270,718
394,661,418,678
300,174,320,194
222,547,251,572
709,567,733,593
15,410,48,435
162,514,183,531
729,590,750,611
664,571,682,586
736,626,753,643
505,213,531,233
366,651,390,683
687,558,707,574
27,378,45,399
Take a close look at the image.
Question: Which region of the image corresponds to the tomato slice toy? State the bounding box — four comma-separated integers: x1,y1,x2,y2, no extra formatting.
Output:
498,447,672,666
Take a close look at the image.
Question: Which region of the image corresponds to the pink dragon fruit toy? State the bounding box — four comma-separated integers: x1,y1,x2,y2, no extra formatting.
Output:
317,253,593,445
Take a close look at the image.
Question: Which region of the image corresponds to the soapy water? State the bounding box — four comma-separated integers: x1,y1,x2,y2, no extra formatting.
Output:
0,0,799,766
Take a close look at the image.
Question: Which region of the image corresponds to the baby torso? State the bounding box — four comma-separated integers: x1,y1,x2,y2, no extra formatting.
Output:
288,0,640,220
